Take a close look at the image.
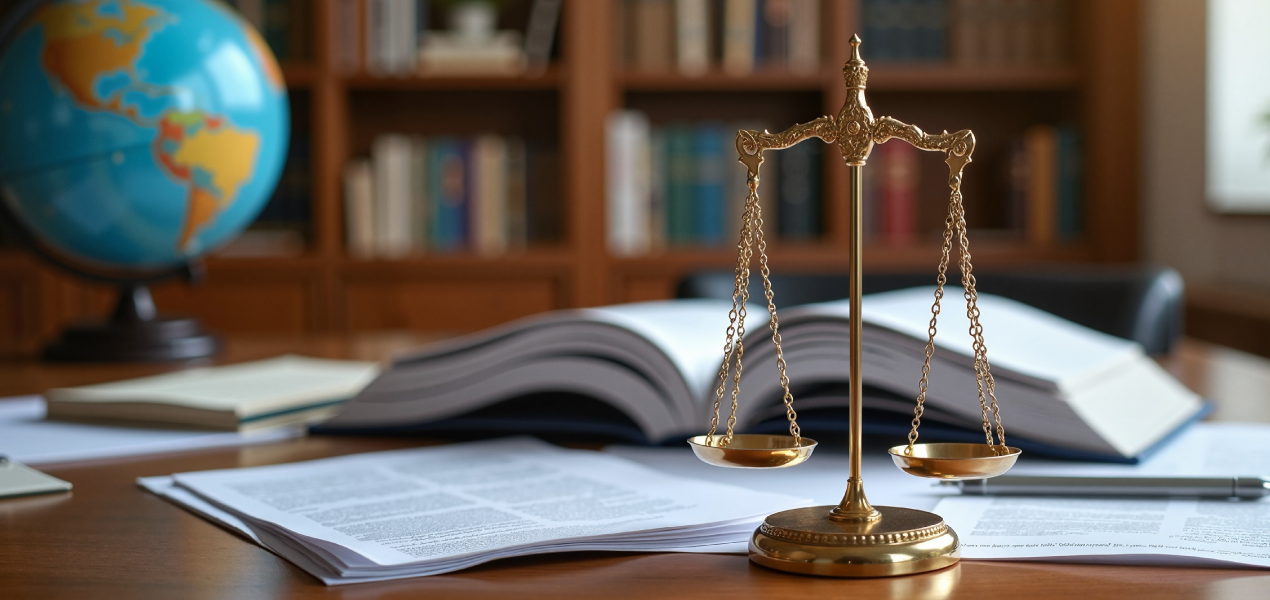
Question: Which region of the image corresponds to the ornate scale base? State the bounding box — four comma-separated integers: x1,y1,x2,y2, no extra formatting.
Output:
749,506,960,577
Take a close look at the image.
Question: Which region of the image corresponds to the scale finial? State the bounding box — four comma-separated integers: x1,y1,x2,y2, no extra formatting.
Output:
849,34,863,63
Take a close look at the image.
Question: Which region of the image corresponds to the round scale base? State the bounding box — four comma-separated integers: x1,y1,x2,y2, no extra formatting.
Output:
749,505,959,577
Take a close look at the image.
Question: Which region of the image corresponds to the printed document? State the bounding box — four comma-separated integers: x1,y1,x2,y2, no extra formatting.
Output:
936,496,1270,568
144,437,809,584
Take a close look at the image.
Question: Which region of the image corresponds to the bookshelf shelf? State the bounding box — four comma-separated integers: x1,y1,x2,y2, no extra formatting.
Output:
2,0,1142,342
343,67,565,91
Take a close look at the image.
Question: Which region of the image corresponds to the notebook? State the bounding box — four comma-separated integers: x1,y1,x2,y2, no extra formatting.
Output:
44,355,380,432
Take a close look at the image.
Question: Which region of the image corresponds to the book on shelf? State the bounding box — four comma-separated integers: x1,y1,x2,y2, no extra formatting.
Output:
946,0,1070,66
1009,123,1082,245
342,133,532,258
861,0,1070,66
624,0,821,75
225,0,311,62
878,140,918,244
318,289,1207,464
45,356,379,432
339,0,559,77
605,112,801,253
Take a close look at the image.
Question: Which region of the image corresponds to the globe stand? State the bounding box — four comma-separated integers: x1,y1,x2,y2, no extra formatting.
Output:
0,199,220,362
42,284,219,362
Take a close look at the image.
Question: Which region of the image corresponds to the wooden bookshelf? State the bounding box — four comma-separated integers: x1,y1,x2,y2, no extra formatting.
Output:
0,0,1141,347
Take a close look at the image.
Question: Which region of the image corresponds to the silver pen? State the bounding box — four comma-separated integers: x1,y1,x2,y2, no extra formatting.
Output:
943,475,1270,499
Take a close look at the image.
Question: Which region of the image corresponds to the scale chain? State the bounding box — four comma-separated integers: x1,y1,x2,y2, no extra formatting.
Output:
706,170,803,447
906,178,1006,453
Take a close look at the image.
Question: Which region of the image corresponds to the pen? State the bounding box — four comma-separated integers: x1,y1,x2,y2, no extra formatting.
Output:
943,475,1270,499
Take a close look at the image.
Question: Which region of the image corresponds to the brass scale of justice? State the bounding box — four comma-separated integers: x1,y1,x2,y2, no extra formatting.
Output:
685,35,1022,577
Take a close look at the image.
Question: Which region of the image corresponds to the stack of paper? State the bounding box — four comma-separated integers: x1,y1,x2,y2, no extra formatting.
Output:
140,438,808,584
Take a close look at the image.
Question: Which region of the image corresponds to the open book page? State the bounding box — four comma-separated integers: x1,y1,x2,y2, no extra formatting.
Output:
44,356,380,418
166,438,809,579
791,287,1143,391
582,299,743,406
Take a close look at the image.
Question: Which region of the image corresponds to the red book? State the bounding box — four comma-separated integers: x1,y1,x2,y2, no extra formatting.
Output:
879,141,918,245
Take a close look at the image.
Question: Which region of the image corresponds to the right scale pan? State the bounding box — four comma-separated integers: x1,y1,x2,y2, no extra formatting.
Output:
889,443,1022,480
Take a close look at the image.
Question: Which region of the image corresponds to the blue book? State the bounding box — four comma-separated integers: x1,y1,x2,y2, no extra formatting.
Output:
664,125,696,245
428,137,469,251
1056,124,1083,239
694,122,727,246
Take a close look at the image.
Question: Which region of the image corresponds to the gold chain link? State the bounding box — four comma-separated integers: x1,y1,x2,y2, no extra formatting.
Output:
905,176,1006,454
706,169,802,447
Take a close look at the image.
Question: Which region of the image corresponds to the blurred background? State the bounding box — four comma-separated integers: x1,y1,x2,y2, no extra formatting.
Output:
0,0,1266,359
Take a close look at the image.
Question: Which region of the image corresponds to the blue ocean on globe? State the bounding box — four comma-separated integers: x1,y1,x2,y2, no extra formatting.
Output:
0,0,288,269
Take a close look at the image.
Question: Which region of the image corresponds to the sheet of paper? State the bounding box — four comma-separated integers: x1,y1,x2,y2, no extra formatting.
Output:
604,444,957,553
936,495,1270,569
163,437,810,581
0,396,302,465
0,457,72,498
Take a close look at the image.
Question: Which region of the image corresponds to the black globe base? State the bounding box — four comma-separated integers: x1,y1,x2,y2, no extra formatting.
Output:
42,285,219,362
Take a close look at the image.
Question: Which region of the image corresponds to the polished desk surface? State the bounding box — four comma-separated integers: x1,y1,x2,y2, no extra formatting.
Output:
2,335,1269,600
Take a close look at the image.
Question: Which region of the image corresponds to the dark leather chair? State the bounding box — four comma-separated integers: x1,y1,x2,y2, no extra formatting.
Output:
675,266,1185,354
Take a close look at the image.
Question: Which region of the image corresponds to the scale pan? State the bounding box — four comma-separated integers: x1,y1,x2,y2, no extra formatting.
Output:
888,443,1021,480
687,434,817,469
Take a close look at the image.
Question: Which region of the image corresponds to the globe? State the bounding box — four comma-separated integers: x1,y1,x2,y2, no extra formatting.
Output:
0,0,289,269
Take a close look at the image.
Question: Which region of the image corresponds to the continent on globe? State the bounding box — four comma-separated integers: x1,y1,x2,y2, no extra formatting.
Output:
31,0,266,254
35,0,166,116
156,112,261,250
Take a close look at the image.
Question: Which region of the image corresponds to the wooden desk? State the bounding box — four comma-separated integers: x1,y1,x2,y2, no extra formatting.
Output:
2,336,1269,599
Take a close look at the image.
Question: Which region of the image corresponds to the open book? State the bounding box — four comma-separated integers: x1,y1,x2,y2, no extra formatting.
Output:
320,288,1206,462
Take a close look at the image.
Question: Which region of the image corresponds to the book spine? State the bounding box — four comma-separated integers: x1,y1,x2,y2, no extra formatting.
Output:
473,135,509,256
1036,0,1068,65
525,0,563,72
505,137,528,250
778,139,821,239
760,0,789,68
694,122,727,246
634,0,675,71
862,147,882,239
665,125,696,244
373,135,414,257
409,136,428,253
880,141,918,245
429,138,468,251
919,0,948,62
676,0,711,75
1007,137,1029,233
1056,124,1082,239
980,0,1006,65
787,0,819,73
1024,125,1057,246
1003,0,1032,65
607,111,653,256
949,0,980,65
722,0,756,74
649,128,668,250
366,0,385,75
343,159,375,258
333,0,360,74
